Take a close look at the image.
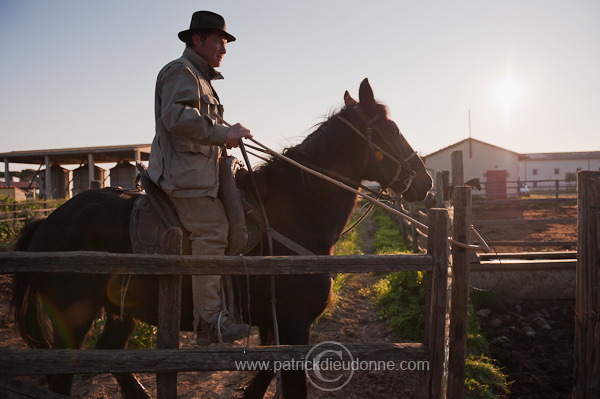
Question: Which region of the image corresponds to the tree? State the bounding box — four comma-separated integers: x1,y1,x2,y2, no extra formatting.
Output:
17,169,38,182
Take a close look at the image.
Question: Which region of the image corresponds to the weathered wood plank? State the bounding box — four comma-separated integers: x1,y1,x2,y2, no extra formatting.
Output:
423,209,450,399
157,228,183,399
472,259,576,272
573,171,600,398
479,251,577,261
0,252,434,275
0,377,70,399
451,151,464,186
487,240,577,247
0,343,428,375
474,217,577,225
447,186,471,398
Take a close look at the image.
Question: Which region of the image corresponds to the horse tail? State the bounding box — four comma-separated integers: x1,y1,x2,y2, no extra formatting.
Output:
11,219,53,349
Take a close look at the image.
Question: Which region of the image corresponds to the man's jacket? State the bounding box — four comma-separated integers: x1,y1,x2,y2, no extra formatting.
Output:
148,47,229,198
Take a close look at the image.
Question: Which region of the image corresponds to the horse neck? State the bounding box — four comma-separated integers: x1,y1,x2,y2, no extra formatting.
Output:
249,115,366,248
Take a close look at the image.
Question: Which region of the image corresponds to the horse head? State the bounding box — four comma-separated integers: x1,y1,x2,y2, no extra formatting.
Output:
343,79,433,202
465,177,482,191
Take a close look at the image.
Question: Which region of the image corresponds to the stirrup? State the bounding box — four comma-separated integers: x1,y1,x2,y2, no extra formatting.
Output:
196,311,249,346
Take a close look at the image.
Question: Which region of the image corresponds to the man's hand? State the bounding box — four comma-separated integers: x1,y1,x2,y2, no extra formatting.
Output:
225,123,252,148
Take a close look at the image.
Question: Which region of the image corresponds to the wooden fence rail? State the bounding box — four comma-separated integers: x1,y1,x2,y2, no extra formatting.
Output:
0,344,428,375
0,252,434,275
0,200,61,223
0,205,469,399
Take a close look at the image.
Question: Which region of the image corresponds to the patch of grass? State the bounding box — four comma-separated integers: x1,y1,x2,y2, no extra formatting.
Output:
127,321,157,349
371,207,410,254
318,273,351,321
333,202,367,256
85,318,157,349
465,355,511,399
373,271,425,342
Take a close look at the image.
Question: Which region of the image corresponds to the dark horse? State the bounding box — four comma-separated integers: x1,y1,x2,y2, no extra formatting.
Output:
446,177,481,200
11,79,432,398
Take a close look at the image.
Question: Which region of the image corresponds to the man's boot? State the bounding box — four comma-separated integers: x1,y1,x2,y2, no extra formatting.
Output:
192,274,250,345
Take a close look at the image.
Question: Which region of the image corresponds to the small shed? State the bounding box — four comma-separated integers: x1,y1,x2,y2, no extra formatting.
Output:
0,187,27,202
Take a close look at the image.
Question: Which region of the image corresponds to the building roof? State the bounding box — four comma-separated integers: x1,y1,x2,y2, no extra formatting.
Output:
0,144,151,165
423,138,519,159
518,151,600,161
1,180,39,189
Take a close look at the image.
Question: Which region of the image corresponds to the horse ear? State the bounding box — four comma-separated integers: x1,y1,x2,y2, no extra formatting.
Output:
358,78,376,111
344,90,358,106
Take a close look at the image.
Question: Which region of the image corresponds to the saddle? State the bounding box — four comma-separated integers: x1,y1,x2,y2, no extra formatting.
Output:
130,157,262,256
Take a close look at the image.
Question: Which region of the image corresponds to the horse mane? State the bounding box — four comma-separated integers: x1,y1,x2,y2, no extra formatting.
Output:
244,101,389,196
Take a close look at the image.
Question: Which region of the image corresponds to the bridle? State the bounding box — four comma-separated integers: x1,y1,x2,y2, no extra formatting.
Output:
337,108,418,196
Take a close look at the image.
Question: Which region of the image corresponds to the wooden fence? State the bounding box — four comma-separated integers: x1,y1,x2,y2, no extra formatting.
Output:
0,200,61,223
0,187,476,399
417,166,579,250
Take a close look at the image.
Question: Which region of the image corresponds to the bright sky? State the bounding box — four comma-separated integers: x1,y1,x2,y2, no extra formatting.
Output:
1,0,599,171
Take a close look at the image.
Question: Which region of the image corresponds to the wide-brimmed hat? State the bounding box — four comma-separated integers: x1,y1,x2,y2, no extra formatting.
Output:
178,11,236,43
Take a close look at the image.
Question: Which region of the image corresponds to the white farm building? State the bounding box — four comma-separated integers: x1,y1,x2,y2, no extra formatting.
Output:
423,138,600,199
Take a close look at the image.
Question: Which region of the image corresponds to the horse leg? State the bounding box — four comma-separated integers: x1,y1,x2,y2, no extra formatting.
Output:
243,325,275,399
95,314,150,399
278,320,312,399
46,301,98,395
245,320,312,399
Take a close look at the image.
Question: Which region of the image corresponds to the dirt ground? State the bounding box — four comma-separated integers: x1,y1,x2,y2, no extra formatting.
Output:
470,199,577,398
0,199,578,398
471,199,577,253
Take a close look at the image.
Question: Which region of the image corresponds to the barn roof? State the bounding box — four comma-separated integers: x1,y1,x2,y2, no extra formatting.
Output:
423,138,519,159
0,144,151,165
518,151,600,161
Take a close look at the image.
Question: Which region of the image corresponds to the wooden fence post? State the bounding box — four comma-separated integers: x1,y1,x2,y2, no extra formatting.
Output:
395,198,411,247
574,171,600,398
157,227,183,399
442,171,450,202
435,172,445,208
447,186,471,398
451,151,464,186
423,208,450,399
408,202,419,253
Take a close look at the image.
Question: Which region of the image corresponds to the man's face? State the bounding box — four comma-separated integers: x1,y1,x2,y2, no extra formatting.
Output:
193,32,227,68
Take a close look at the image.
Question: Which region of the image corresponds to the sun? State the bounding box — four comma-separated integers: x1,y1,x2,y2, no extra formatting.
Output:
493,75,522,117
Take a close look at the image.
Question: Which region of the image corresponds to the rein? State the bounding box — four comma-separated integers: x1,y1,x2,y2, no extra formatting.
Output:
246,136,489,252
215,113,490,253
243,141,393,201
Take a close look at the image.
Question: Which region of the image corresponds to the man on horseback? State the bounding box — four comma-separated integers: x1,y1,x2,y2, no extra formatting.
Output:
147,11,252,345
